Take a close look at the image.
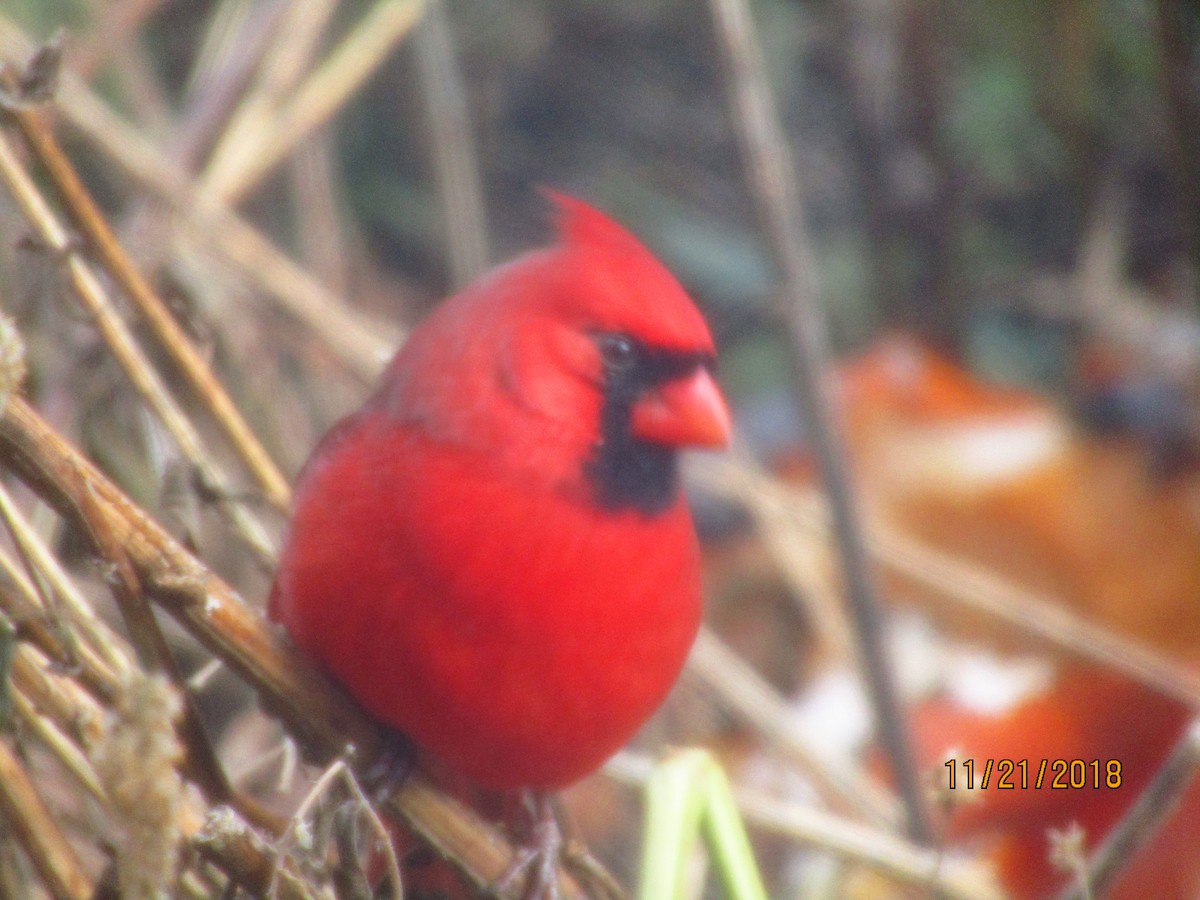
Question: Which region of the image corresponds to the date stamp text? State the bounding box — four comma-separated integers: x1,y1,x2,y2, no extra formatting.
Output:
943,758,1123,790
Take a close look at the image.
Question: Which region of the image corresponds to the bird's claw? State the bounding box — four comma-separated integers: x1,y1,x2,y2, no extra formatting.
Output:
360,729,417,807
493,792,563,900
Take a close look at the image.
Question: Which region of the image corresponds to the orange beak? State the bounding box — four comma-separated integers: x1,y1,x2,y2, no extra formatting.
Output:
630,367,732,448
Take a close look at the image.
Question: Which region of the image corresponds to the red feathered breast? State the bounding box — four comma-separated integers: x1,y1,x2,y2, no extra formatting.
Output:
271,411,702,789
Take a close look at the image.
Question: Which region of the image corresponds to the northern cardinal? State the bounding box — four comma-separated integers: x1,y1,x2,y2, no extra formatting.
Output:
270,195,730,805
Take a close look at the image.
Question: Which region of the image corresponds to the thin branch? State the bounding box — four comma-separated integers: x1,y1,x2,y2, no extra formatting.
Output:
205,0,425,206
7,99,292,510
9,654,106,801
0,14,397,378
708,0,931,842
1057,719,1200,900
0,478,132,679
10,640,107,748
165,0,292,174
193,806,318,900
0,736,93,900
0,118,277,568
200,0,340,200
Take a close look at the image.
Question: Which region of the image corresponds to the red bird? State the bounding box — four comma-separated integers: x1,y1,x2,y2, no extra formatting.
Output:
270,194,730,795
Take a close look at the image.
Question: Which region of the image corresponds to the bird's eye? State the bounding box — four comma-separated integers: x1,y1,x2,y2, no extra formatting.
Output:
598,334,637,372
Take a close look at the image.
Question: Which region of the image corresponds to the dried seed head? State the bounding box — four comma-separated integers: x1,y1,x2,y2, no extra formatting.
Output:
92,672,185,900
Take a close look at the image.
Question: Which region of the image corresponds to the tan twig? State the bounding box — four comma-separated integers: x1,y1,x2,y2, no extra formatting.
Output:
0,584,116,710
0,118,278,568
206,0,425,206
7,101,291,509
164,0,291,174
201,0,338,200
273,759,402,899
708,0,931,842
10,639,106,748
0,734,93,900
0,15,397,378
288,138,351,293
0,395,591,898
0,479,131,679
9,680,105,801
64,437,247,820
193,806,317,900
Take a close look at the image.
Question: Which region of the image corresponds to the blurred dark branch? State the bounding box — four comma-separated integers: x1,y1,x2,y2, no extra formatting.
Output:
1155,0,1200,297
707,0,932,844
416,0,490,287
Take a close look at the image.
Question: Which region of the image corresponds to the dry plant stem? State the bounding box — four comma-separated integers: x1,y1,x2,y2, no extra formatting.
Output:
206,0,426,206
417,0,490,287
11,641,106,747
1057,719,1200,900
13,620,280,899
10,670,106,802
166,0,292,174
201,0,339,199
690,627,899,827
0,479,132,678
291,139,350,292
116,0,293,275
1153,0,1200,284
194,806,319,900
274,759,401,900
0,122,277,568
0,577,121,705
0,14,396,378
0,397,593,899
8,101,291,510
64,450,244,822
607,751,999,900
708,0,931,843
697,458,1200,708
0,736,93,900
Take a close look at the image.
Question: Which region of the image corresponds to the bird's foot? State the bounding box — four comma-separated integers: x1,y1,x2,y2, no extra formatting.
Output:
493,791,563,900
359,728,417,807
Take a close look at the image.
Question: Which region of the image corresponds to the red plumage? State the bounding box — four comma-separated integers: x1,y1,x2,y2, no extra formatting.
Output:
270,195,730,790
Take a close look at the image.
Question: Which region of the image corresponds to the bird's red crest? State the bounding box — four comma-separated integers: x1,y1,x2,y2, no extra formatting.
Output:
543,189,641,255
537,189,716,356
